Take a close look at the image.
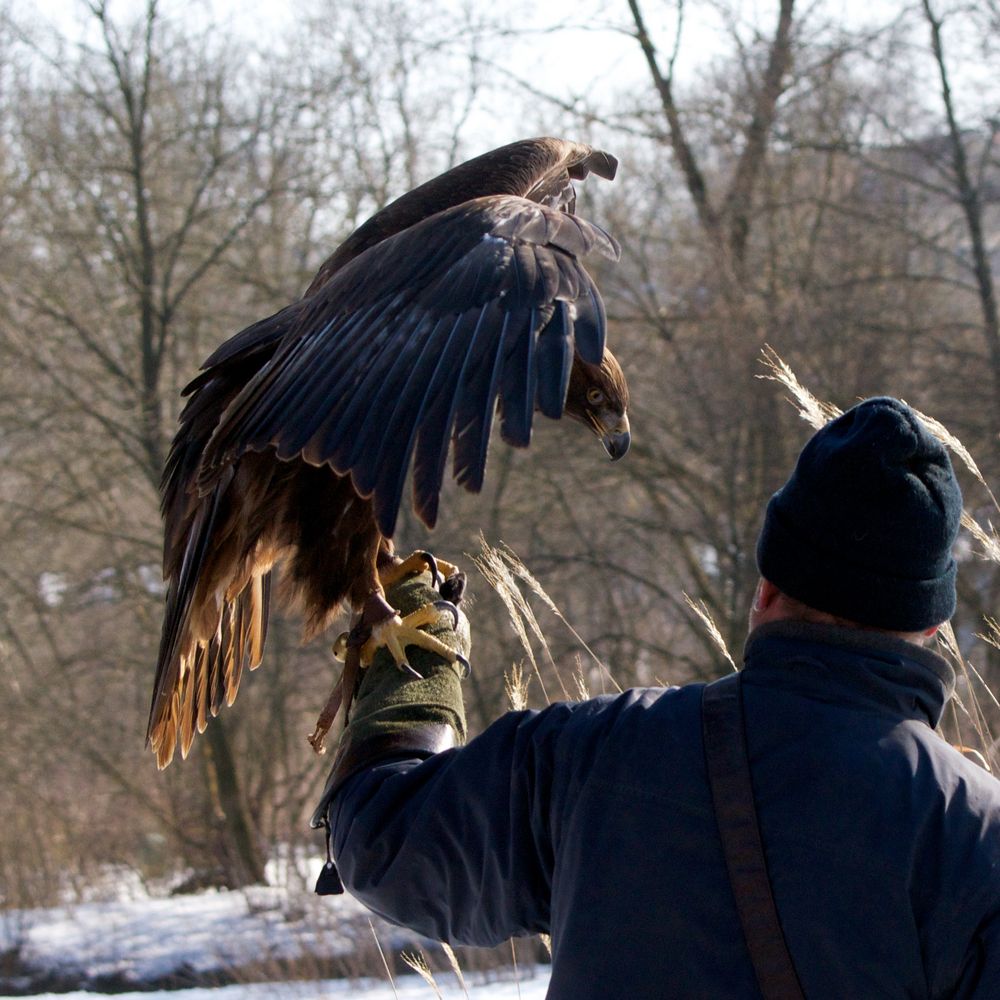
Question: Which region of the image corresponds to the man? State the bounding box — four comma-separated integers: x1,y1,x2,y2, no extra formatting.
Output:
315,397,1000,998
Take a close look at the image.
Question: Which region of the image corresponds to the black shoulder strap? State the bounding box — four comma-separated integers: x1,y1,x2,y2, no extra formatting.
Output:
702,672,806,1000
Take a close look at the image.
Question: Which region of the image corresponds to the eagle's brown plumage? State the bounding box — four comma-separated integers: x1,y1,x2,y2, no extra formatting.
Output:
147,137,630,768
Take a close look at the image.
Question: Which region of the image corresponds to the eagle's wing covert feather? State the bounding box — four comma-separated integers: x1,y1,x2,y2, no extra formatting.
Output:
199,196,620,537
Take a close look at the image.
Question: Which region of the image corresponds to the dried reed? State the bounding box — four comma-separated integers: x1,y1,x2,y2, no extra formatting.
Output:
683,593,736,671
369,919,399,1000
473,536,622,706
504,661,531,712
401,951,444,999
440,942,470,999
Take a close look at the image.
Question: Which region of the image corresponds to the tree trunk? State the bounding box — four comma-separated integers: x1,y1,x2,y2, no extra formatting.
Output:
204,721,267,887
922,0,1000,428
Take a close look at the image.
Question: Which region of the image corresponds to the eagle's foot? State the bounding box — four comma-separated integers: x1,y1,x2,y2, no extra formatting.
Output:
378,550,460,590
359,601,469,678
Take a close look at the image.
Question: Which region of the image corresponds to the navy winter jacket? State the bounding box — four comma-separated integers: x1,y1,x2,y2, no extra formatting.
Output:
330,620,1000,998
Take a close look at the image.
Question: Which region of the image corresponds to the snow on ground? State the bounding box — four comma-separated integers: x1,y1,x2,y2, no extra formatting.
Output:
4,883,359,980
2,870,378,985
1,859,551,997
28,970,551,999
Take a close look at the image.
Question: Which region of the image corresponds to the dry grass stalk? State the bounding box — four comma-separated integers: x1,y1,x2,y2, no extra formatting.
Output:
683,593,736,671
440,942,470,999
473,542,551,702
965,656,1000,716
493,539,622,695
757,344,842,430
978,616,1000,653
948,695,973,731
510,939,522,1000
509,586,568,698
369,919,399,1000
572,655,591,701
962,512,1000,563
953,745,992,770
920,544,997,770
912,408,999,511
930,619,996,773
401,951,444,999
505,661,531,711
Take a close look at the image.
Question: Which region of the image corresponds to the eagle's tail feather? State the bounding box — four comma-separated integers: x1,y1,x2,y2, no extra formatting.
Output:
147,468,273,768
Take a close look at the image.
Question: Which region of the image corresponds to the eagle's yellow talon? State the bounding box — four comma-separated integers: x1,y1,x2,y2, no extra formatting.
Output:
359,604,463,672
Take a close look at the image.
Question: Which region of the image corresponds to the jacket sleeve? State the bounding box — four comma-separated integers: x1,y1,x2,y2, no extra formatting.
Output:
328,698,592,946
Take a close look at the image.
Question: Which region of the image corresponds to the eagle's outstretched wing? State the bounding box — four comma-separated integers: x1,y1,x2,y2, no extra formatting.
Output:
199,196,619,536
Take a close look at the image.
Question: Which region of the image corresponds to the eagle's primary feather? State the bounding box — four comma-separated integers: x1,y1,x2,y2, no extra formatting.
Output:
147,137,629,768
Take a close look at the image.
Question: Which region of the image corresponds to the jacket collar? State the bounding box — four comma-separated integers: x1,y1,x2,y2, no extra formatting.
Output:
742,620,956,728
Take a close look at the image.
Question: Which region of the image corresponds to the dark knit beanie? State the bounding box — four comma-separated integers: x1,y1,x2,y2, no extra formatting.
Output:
756,397,962,631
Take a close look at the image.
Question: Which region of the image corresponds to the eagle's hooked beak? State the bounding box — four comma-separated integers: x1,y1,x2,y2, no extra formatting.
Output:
601,413,631,462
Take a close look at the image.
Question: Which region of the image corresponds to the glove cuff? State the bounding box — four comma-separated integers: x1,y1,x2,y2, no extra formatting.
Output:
310,722,457,830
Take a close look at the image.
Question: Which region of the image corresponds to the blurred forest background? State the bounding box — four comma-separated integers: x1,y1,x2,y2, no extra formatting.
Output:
1,0,999,899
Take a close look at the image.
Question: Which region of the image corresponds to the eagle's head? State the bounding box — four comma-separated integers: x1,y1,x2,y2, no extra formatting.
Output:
565,349,631,461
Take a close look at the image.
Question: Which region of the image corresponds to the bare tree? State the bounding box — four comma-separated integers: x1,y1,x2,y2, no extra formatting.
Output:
921,0,1000,419
0,0,324,887
0,0,502,890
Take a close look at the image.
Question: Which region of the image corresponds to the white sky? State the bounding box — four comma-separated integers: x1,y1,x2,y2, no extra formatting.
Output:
22,0,903,95
18,0,991,145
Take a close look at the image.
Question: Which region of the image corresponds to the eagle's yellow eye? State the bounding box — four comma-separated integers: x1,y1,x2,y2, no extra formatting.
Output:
587,388,605,405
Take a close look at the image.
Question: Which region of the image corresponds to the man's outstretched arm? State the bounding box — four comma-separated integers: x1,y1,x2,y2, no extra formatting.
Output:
314,565,580,945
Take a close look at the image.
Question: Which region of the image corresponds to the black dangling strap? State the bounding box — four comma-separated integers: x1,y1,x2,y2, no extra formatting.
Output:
312,809,345,896
313,817,344,896
702,672,805,1000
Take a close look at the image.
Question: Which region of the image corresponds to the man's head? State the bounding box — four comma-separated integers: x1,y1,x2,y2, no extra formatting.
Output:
753,397,962,637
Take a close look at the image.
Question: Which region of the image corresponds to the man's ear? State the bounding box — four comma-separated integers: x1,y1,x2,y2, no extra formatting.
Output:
749,577,782,630
753,578,780,612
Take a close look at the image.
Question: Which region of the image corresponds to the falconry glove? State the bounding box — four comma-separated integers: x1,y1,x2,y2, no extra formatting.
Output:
340,569,469,745
311,566,471,894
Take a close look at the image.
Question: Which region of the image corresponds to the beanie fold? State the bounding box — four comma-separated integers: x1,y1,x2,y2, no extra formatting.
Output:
757,500,957,633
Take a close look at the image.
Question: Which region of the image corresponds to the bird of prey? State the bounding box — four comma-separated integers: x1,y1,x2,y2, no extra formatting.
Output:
146,136,631,768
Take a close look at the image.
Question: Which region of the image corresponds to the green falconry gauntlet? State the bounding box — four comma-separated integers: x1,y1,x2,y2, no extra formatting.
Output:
339,568,470,747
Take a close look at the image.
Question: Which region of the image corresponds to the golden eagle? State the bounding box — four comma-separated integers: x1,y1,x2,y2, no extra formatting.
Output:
146,137,631,768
